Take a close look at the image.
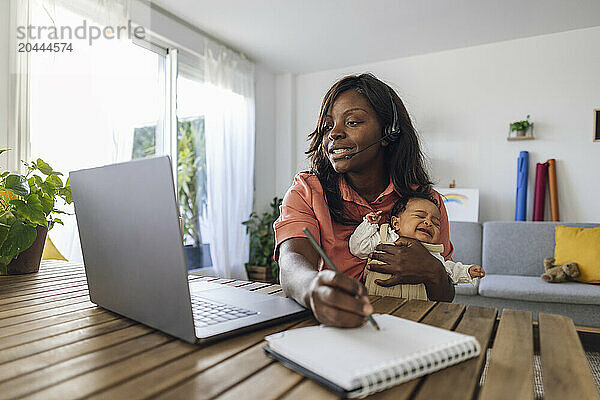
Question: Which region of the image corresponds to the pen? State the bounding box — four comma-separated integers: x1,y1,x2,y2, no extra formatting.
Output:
303,228,380,330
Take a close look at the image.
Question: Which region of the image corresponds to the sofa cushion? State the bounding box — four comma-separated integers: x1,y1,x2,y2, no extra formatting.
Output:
479,274,600,305
482,222,600,276
449,222,482,266
455,280,479,296
554,225,600,283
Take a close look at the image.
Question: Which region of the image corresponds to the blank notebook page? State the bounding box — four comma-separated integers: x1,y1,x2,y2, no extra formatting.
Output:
265,313,480,391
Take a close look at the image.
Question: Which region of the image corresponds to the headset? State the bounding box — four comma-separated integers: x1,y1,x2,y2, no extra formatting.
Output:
344,87,402,159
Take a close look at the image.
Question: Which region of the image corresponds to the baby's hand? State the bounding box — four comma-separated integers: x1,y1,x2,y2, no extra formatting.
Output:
365,211,383,225
469,265,485,279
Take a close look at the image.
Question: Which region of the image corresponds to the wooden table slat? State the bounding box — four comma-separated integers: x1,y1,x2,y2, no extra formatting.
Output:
0,307,105,339
0,266,84,286
372,296,407,315
0,333,171,399
21,340,197,400
539,312,600,400
0,261,596,400
255,284,283,295
412,305,498,400
0,289,89,312
238,281,271,291
214,362,304,400
391,299,436,321
0,311,118,351
0,285,89,307
278,379,341,400
0,260,85,285
0,324,153,385
0,318,135,364
0,277,88,296
0,271,86,290
368,301,467,400
0,281,89,302
94,319,310,400
0,301,96,329
479,309,534,400
0,295,91,320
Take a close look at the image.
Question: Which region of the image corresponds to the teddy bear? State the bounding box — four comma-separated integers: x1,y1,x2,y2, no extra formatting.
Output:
541,257,580,283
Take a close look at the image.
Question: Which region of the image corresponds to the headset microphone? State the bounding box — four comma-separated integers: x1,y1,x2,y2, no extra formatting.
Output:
344,87,401,160
343,133,392,159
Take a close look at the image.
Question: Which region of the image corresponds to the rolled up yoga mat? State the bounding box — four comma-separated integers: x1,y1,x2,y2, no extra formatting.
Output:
547,159,559,221
515,151,529,221
533,162,549,221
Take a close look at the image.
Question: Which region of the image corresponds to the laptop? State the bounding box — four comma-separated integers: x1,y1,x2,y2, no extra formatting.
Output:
70,156,307,344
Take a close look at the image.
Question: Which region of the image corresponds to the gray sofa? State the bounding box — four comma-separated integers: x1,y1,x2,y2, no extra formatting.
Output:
450,221,600,327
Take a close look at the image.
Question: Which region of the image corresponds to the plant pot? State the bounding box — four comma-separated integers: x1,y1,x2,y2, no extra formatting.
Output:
246,265,273,282
5,225,48,275
516,129,527,137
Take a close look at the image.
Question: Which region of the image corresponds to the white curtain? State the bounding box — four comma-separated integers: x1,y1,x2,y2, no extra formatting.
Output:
26,0,150,261
7,0,32,174
202,38,255,279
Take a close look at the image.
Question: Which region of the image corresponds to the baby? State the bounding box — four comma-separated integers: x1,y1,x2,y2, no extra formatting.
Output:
349,193,485,296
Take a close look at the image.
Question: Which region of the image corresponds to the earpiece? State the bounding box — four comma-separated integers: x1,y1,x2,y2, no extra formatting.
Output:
383,87,402,143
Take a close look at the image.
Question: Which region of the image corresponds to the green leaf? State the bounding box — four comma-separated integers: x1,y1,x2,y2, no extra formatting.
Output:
46,174,63,188
0,171,9,178
4,175,30,197
58,185,72,204
0,219,37,269
0,211,15,251
10,195,47,226
0,149,7,156
40,194,54,215
36,159,62,176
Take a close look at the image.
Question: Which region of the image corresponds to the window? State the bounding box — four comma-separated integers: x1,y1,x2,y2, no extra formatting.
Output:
23,2,255,278
28,4,169,261
176,56,210,267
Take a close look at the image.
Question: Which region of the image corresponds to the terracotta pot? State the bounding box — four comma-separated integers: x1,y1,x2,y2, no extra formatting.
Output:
5,225,48,275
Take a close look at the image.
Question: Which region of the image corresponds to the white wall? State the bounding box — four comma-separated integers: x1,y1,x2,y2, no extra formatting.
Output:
0,0,9,170
293,27,600,223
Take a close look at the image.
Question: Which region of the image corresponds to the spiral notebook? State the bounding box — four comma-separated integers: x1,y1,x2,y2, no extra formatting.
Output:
264,314,481,398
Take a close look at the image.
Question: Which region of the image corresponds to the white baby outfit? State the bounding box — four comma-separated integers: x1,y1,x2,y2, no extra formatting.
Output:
349,217,477,299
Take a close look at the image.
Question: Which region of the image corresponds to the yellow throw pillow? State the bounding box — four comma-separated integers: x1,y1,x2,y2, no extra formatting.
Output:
42,236,67,261
554,225,600,283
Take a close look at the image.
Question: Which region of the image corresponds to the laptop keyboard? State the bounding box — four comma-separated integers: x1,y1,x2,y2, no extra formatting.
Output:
191,296,258,327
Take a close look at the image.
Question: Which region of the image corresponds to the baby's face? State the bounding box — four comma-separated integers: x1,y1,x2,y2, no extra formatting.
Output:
390,198,441,243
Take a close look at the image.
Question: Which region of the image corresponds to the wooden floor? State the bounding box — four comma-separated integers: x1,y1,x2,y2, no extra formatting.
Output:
0,261,598,400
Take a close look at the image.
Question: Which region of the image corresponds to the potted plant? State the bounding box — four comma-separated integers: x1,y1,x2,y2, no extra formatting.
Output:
242,197,282,283
0,149,72,275
177,119,208,269
510,115,533,137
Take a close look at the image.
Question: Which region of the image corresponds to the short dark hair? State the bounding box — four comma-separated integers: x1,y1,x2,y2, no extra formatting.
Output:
306,73,433,225
390,192,439,218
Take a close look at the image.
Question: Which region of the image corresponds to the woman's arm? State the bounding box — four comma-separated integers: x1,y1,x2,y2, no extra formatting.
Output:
367,238,455,302
278,237,374,327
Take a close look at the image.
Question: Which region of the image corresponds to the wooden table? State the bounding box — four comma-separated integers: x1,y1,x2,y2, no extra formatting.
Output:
0,261,598,400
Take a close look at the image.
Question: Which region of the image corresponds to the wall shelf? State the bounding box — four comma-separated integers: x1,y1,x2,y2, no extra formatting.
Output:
507,136,535,141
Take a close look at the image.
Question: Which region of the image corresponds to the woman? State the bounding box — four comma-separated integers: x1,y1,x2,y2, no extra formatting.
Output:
274,73,455,328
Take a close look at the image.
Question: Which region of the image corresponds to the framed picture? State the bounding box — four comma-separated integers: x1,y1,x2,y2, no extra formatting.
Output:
595,109,600,142
433,187,479,222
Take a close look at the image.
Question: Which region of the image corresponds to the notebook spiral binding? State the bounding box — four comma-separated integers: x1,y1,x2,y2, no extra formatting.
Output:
351,339,481,398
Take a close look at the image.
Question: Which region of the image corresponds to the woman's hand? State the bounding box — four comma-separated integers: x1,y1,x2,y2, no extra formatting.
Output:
367,236,455,302
305,270,373,328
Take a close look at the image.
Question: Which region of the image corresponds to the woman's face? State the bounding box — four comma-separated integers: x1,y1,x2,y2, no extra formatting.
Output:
321,90,385,173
